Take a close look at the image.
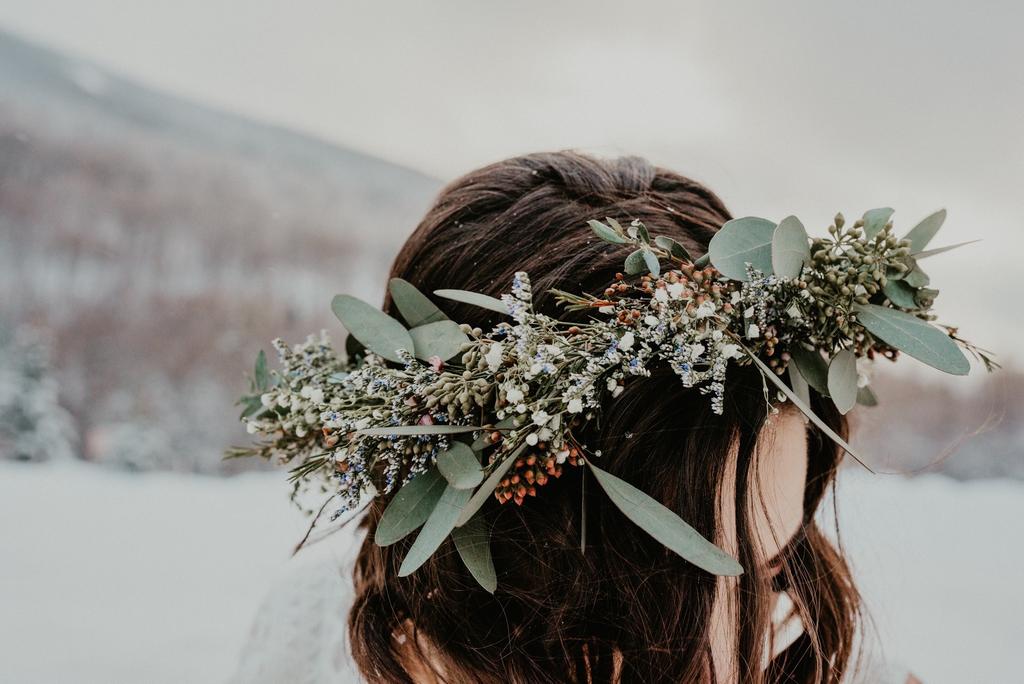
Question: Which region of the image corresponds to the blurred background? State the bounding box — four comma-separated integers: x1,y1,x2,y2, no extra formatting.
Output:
0,2,1020,683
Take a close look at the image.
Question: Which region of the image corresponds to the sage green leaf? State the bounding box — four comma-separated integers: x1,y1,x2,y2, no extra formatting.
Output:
642,248,661,277
788,362,811,408
254,350,269,391
914,239,979,260
903,263,930,288
455,443,527,526
624,249,647,275
790,346,830,397
915,288,939,306
471,417,518,451
399,484,473,577
856,385,879,407
586,460,743,576
356,424,481,436
882,279,918,309
375,468,447,546
437,442,484,489
826,349,858,414
771,215,811,279
743,345,873,471
389,278,448,328
452,516,497,593
862,208,894,240
904,209,946,253
434,289,509,315
654,235,693,262
588,219,628,244
707,217,776,280
853,304,970,375
634,221,651,244
409,320,469,361
239,395,263,420
331,294,413,364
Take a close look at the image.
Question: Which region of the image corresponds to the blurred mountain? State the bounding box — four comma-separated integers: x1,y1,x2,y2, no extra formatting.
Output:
0,29,440,471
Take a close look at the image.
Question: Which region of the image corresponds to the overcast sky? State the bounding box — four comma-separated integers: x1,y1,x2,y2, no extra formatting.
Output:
1,0,1021,364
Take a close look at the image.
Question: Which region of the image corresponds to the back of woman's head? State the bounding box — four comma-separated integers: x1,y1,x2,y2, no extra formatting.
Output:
350,151,860,683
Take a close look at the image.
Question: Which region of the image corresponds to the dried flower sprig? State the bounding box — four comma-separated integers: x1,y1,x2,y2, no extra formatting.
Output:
233,208,991,591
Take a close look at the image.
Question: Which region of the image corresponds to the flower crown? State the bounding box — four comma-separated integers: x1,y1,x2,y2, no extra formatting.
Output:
233,208,995,590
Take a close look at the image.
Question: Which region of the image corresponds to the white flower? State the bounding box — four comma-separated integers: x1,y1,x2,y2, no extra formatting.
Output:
695,301,716,318
260,392,275,408
484,342,504,371
532,410,550,426
619,331,635,351
526,433,539,446
295,425,308,438
599,305,615,314
654,288,669,303
667,282,686,299
506,387,524,404
516,403,528,414
567,397,584,414
538,427,553,442
712,329,724,341
644,315,660,327
721,343,742,360
555,449,570,464
308,387,324,404
245,421,259,434
744,307,755,319
606,377,618,391
730,290,742,304
355,417,372,430
689,343,706,357
612,385,624,398
544,344,562,357
747,324,760,339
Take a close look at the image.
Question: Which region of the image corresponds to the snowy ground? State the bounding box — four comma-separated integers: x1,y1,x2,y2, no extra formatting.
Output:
1,462,1021,684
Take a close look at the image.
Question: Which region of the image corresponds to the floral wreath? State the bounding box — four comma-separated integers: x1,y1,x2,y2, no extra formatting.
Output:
233,208,995,591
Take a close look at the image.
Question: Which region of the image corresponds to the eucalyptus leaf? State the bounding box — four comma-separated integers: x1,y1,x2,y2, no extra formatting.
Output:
398,484,473,577
254,350,269,391
437,442,484,489
788,362,811,408
826,349,858,414
642,248,661,277
409,320,469,361
586,460,743,576
356,424,481,437
882,279,918,309
862,208,894,240
389,278,448,328
856,385,879,407
624,249,647,275
903,264,931,288
707,216,776,280
903,209,947,253
743,345,873,471
634,221,651,244
331,295,413,364
455,443,527,526
853,304,970,375
913,239,980,260
434,289,509,315
452,515,497,593
654,235,693,262
375,468,447,546
771,215,811,279
790,346,830,397
587,219,628,245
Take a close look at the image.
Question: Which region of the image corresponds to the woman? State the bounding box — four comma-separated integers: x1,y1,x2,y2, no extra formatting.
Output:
234,152,976,682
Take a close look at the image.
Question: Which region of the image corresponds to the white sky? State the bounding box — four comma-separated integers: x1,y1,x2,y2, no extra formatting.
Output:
0,0,1021,362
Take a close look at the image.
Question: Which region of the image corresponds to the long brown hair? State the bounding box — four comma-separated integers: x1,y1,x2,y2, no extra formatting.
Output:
349,151,861,683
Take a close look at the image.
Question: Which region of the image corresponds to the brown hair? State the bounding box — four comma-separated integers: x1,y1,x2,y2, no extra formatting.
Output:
349,151,861,683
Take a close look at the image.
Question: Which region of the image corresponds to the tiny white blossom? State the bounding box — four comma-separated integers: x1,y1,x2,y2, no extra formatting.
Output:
667,282,686,299
599,305,615,314
516,403,528,414
484,342,504,371
612,385,625,398
606,377,618,391
506,387,525,404
260,392,275,407
308,387,324,404
654,288,670,303
532,410,550,426
730,290,742,304
245,421,259,434
526,432,539,446
747,324,760,339
644,315,660,327
567,397,584,414
619,331,635,351
721,343,742,359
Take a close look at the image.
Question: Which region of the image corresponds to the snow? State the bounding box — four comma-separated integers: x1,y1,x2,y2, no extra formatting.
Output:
0,461,1020,684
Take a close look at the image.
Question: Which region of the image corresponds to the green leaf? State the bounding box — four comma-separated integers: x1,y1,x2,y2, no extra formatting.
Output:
399,484,473,577
587,219,628,244
771,215,811,279
389,278,448,328
654,235,693,262
790,346,830,397
853,304,970,375
456,443,527,526
634,221,651,244
903,263,930,288
913,239,979,260
331,295,413,364
882,279,918,309
788,362,811,408
239,395,263,420
903,209,946,253
408,320,469,361
437,442,484,489
356,424,481,436
862,208,894,240
642,248,661,277
624,249,646,275
742,344,873,472
707,217,776,280
826,349,858,415
452,516,497,593
375,468,447,546
434,289,509,315
586,460,742,576
856,385,879,407
254,350,269,391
